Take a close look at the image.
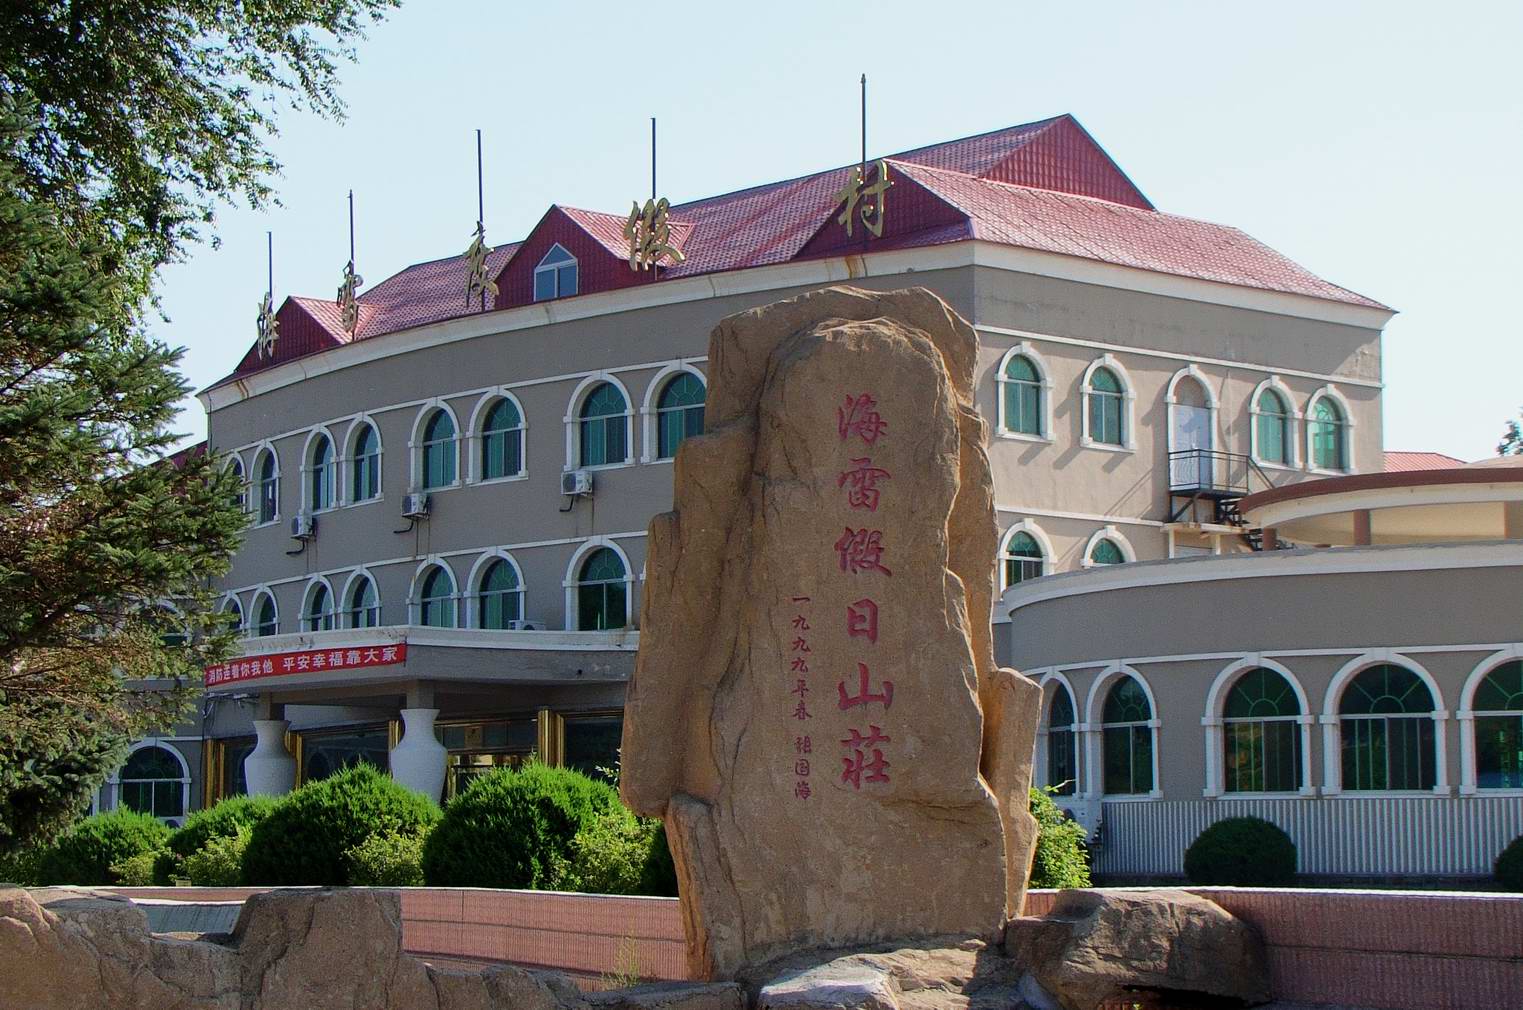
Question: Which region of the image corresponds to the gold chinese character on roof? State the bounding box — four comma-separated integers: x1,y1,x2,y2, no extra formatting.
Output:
625,196,686,271
255,291,279,359
833,159,893,239
463,223,497,308
336,260,363,337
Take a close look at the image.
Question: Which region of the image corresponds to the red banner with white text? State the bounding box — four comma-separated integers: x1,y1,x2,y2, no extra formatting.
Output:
205,642,407,687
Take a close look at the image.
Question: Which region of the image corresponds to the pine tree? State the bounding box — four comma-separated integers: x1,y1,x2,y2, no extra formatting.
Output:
1500,410,1522,456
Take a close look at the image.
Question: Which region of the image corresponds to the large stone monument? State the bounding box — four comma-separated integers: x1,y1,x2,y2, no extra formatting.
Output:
621,285,1042,980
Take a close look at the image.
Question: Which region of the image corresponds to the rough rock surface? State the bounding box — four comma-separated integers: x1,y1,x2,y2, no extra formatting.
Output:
751,941,1030,1010
1004,889,1271,1009
620,286,1040,980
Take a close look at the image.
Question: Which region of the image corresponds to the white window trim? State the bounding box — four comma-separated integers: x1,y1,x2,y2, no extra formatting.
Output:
1036,672,1082,795
299,426,340,515
993,342,1054,443
109,740,191,823
564,372,636,473
250,442,281,527
1079,354,1136,452
343,415,384,506
410,399,464,493
1320,650,1448,796
409,558,460,628
1083,663,1162,800
1456,645,1523,795
465,388,529,484
338,568,382,629
639,362,707,464
998,518,1054,593
248,586,280,638
464,549,528,630
1200,656,1315,798
223,452,249,517
1080,525,1136,568
533,243,578,302
299,575,338,633
1248,376,1302,470
1164,363,1219,459
562,536,636,632
1304,384,1356,475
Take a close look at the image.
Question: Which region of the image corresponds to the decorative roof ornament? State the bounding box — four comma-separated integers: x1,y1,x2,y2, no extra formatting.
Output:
464,222,497,307
625,196,685,271
833,159,893,239
336,190,362,337
255,290,278,360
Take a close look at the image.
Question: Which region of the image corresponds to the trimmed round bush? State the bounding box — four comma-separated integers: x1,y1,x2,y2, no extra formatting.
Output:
168,793,277,858
1028,788,1091,889
241,764,440,885
422,763,620,888
1184,816,1297,886
36,809,171,885
1496,834,1523,891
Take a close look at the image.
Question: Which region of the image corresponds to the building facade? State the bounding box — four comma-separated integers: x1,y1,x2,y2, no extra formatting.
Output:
161,114,1393,812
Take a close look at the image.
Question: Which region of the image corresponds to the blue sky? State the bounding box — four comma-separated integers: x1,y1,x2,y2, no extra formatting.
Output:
157,1,1523,461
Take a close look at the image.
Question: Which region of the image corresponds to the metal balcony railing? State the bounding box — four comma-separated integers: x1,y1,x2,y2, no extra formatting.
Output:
1166,449,1272,498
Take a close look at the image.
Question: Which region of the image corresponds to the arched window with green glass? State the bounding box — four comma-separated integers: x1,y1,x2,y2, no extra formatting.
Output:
578,383,628,468
1001,530,1045,589
227,456,247,514
1223,667,1303,792
1086,365,1126,446
1339,664,1437,791
656,372,705,459
253,592,278,637
576,547,627,631
1088,537,1126,566
303,582,335,632
480,398,524,480
1473,660,1523,790
118,745,186,820
1309,395,1348,471
418,565,456,628
306,432,335,511
1254,387,1292,466
222,597,244,636
477,557,524,629
420,409,457,489
255,449,279,524
1001,353,1043,437
347,574,380,628
1046,685,1077,795
1102,675,1154,795
350,422,381,502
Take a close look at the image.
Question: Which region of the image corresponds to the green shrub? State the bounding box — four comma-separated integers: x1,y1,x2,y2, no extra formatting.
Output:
1184,816,1297,886
1496,834,1523,891
151,850,181,886
422,763,620,889
35,809,171,885
0,846,44,886
168,794,277,858
241,765,440,886
639,822,678,897
552,807,660,895
1028,788,1090,889
346,831,428,887
110,850,160,886
184,825,251,886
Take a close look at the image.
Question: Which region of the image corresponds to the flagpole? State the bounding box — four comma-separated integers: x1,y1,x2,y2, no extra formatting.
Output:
476,129,486,311
651,117,657,201
348,190,355,267
266,231,273,299
860,73,867,169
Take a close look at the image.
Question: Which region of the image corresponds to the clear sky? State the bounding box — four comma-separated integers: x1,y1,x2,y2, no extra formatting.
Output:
155,0,1523,462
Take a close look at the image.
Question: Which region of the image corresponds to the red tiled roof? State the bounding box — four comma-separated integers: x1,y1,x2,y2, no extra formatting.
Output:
1384,451,1468,472
215,114,1389,387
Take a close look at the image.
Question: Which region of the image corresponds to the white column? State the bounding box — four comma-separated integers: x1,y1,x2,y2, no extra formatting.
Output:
245,720,296,796
391,708,448,801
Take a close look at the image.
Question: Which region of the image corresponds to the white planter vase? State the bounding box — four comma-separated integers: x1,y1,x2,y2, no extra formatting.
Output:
391,708,447,801
245,720,296,796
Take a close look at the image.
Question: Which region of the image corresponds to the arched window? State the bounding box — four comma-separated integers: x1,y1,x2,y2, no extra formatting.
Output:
303,582,335,632
221,597,244,636
1223,667,1302,792
1339,664,1436,791
534,244,578,301
306,433,335,511
351,422,381,502
421,409,457,489
480,398,524,480
1086,366,1126,447
576,547,627,631
477,558,524,629
118,745,186,819
1001,531,1045,589
579,383,628,468
1046,686,1077,795
227,456,247,513
1254,387,1292,466
1102,676,1154,795
253,592,278,637
656,372,706,459
418,565,456,628
1001,354,1043,437
1309,395,1348,471
1474,660,1523,790
347,575,380,628
1088,538,1126,566
255,449,278,524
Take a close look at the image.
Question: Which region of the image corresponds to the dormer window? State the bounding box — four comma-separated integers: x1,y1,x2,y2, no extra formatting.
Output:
533,244,578,301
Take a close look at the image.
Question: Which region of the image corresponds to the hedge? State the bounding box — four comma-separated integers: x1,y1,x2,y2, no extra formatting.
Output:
1496,834,1523,891
1028,788,1090,889
35,809,171,885
1184,816,1297,886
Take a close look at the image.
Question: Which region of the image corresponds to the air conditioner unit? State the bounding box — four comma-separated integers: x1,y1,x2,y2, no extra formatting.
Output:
507,619,547,631
401,492,432,519
561,470,593,496
289,512,316,540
